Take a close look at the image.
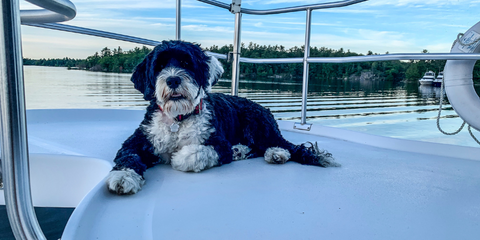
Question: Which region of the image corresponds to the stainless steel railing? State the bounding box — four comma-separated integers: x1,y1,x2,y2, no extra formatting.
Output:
197,0,367,15
0,2,44,239
230,0,242,96
176,0,181,40
240,53,480,63
2,0,76,239
20,0,76,23
301,9,312,130
25,22,163,46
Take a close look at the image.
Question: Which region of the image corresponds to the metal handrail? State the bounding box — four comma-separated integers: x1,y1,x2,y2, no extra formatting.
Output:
2,0,78,239
25,22,163,46
1,0,48,239
307,53,480,62
176,0,181,40
230,1,242,95
240,53,480,64
197,0,368,15
301,9,312,127
20,0,76,23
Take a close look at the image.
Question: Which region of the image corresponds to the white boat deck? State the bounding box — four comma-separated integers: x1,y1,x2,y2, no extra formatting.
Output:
4,109,480,239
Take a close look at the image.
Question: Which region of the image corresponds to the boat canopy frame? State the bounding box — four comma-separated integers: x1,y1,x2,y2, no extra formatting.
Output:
2,0,480,239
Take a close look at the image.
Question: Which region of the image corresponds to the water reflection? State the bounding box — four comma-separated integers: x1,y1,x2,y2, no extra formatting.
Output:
24,66,146,109
218,77,405,98
24,66,480,147
418,85,443,99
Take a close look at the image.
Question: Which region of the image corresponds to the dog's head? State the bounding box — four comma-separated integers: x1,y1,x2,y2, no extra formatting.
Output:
131,40,224,117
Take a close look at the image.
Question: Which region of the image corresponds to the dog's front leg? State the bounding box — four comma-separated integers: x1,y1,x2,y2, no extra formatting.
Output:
170,144,219,172
106,128,156,194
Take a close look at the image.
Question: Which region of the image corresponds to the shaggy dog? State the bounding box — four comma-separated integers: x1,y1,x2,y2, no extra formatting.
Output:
106,40,340,195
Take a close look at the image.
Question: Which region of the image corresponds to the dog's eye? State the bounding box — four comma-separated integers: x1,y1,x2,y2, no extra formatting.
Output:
180,61,189,68
156,63,165,70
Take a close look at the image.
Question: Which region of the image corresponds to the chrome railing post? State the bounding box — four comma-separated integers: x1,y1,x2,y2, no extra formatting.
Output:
230,0,242,96
295,9,313,130
0,0,46,239
197,0,368,15
21,0,76,24
176,0,181,40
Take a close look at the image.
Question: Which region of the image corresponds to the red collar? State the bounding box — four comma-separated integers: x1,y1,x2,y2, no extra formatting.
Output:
158,99,203,122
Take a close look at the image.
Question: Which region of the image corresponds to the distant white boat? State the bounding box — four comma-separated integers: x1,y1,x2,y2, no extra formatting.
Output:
418,70,436,85
433,71,443,87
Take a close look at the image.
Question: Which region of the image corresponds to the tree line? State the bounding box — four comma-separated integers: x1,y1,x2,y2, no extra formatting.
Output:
23,43,480,82
24,46,151,73
23,57,82,68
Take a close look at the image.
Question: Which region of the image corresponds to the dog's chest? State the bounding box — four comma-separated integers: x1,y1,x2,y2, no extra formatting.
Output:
142,109,215,158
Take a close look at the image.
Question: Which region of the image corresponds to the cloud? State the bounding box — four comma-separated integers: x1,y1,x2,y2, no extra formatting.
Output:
261,0,332,4
440,24,471,29
314,8,377,14
183,24,233,33
305,28,419,55
424,43,453,53
21,26,146,58
356,29,406,41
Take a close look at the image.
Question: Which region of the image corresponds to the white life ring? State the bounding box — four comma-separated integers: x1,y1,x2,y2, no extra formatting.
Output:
444,21,480,131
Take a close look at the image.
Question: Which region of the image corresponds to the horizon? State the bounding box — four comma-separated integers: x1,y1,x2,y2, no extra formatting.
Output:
19,0,480,59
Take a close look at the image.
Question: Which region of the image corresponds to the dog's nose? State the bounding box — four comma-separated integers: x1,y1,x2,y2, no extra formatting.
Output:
166,76,181,89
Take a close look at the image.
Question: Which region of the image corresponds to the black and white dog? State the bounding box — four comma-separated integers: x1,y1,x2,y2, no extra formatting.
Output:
106,40,340,195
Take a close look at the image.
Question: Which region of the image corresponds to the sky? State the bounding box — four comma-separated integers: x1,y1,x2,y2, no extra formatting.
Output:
19,0,480,59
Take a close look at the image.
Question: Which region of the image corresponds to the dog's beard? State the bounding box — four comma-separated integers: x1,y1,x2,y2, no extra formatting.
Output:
163,98,194,118
155,67,202,118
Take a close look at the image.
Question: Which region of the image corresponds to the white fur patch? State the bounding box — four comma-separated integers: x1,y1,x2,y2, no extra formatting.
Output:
232,144,251,161
264,147,291,164
171,144,219,172
106,168,145,194
142,103,215,160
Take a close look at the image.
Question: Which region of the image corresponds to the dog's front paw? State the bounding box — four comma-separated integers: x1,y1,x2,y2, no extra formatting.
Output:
171,144,219,172
106,168,145,195
232,144,251,161
304,142,340,167
264,147,291,164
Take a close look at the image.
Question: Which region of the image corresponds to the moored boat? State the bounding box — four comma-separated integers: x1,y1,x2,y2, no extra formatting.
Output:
433,71,444,87
418,70,436,85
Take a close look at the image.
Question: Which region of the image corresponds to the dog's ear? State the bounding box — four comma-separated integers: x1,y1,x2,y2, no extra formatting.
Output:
207,56,224,88
131,50,156,101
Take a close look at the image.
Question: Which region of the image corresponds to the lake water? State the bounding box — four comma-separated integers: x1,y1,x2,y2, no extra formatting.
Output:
24,66,480,148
